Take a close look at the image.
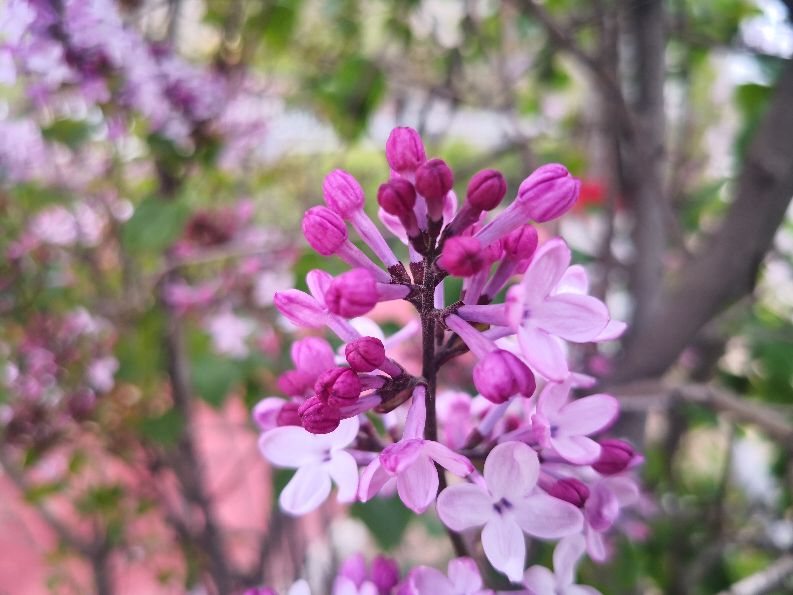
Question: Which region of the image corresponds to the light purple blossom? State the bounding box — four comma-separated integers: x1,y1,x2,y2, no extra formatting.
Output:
522,535,601,595
400,557,493,595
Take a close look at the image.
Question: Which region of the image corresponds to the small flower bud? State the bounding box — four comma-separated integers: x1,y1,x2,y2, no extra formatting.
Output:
291,337,336,377
277,370,311,396
473,349,536,403
438,236,487,277
517,163,580,222
371,556,400,593
302,206,347,256
298,396,341,434
385,127,426,173
593,439,636,475
323,169,365,217
325,268,379,317
275,401,301,426
314,366,362,408
377,179,416,217
274,290,326,328
252,398,285,431
415,158,453,200
502,224,538,259
549,478,590,507
467,169,507,211
345,337,386,372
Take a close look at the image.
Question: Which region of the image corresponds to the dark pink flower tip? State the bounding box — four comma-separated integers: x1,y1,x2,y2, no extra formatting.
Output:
472,349,536,403
302,206,347,256
385,126,427,173
371,556,400,592
467,169,507,211
277,370,311,396
323,169,365,217
325,268,379,317
438,236,487,277
314,366,362,408
549,477,590,508
517,163,580,222
377,179,416,217
345,337,386,372
593,439,636,475
298,396,341,434
502,224,538,259
415,158,454,200
275,401,301,426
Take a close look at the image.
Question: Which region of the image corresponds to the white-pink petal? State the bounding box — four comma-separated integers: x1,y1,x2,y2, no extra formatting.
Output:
531,294,609,342
306,269,334,304
518,326,569,381
554,535,587,587
551,435,602,465
437,483,494,531
557,394,619,436
328,450,359,503
537,381,572,420
322,415,360,449
481,514,526,582
279,463,332,515
396,453,438,513
423,441,474,477
258,426,325,468
521,238,570,306
409,567,455,594
448,557,484,593
522,566,557,594
484,442,539,501
593,319,626,341
512,492,583,539
555,264,589,295
357,458,392,501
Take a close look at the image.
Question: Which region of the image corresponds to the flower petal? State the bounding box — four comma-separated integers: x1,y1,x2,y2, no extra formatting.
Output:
531,294,609,342
585,483,620,532
274,289,326,327
555,264,589,295
593,319,626,341
521,238,570,306
321,415,360,450
306,269,334,304
329,450,359,503
396,454,439,513
554,535,586,587
522,566,557,594
436,483,494,531
357,458,392,502
279,463,332,515
585,526,607,562
258,426,324,468
551,435,602,465
381,439,424,474
513,492,583,538
557,394,619,436
447,557,483,593
408,567,454,594
536,380,572,420
602,476,640,507
482,515,526,582
484,442,539,501
423,441,474,477
518,326,568,382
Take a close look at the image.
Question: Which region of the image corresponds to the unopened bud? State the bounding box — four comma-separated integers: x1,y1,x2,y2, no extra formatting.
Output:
302,206,347,256
345,337,386,372
314,367,362,408
593,439,636,475
549,478,590,507
473,349,536,403
323,169,365,217
298,396,341,434
377,179,416,217
325,268,379,317
517,163,580,222
415,158,453,200
275,401,301,426
385,127,426,173
502,225,538,259
467,169,507,211
438,236,487,277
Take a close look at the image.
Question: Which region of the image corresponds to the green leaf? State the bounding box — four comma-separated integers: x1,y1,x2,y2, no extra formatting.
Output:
121,196,190,255
42,119,93,148
140,409,185,447
350,497,413,550
189,352,242,407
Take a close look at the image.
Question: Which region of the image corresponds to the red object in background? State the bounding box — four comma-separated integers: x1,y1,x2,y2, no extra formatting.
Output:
572,179,624,212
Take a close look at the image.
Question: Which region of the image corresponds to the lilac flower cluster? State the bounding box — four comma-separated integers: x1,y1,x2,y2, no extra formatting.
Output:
256,126,643,592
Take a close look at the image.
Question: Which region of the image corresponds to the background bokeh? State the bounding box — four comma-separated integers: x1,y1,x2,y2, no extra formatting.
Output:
1,0,793,593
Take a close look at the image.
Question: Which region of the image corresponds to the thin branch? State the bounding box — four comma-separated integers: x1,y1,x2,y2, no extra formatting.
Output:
717,554,793,595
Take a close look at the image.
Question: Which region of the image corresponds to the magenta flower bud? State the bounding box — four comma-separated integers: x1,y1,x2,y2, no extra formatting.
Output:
473,349,536,403
415,158,453,200
385,126,426,173
549,477,590,508
345,337,386,372
593,439,636,475
377,179,416,217
275,401,301,426
323,169,365,217
438,236,487,277
502,224,538,259
325,268,379,317
314,366,362,408
517,163,580,222
298,396,341,434
467,169,507,211
302,206,347,256
371,556,400,593
274,290,326,328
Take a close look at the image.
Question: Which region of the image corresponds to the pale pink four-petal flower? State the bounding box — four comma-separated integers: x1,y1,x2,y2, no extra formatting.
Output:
259,416,360,515
531,381,619,464
401,557,493,595
359,387,474,513
437,442,583,582
522,535,601,595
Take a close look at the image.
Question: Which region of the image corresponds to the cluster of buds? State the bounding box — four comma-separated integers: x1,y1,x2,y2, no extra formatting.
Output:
257,127,643,592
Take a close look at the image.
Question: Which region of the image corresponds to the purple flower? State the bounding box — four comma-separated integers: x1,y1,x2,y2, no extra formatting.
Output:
436,442,583,582
522,535,601,594
401,557,492,595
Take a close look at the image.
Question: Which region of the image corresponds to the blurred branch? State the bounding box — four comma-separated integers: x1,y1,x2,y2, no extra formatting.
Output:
718,554,793,595
612,57,793,383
